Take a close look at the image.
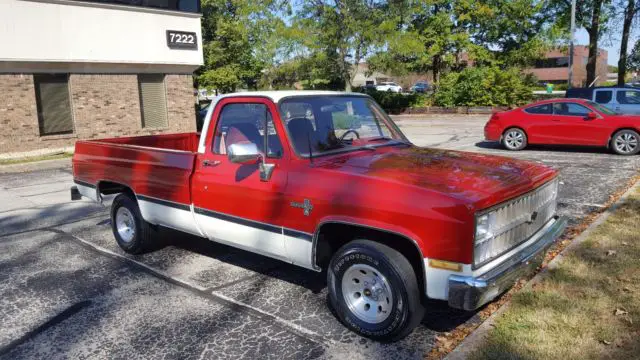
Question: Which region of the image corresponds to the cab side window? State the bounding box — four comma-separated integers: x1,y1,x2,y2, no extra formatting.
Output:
553,102,591,116
616,90,640,104
524,104,552,114
212,103,283,158
594,90,613,104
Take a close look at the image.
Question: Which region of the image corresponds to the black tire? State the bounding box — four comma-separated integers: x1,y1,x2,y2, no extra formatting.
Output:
327,240,425,342
110,193,153,254
610,129,640,155
502,127,527,151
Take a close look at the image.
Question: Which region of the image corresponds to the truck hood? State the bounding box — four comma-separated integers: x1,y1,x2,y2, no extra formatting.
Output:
315,146,557,210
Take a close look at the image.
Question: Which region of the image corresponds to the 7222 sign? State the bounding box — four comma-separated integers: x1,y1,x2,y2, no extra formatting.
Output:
166,30,198,50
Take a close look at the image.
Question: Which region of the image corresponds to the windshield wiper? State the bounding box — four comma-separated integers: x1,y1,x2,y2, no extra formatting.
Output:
367,136,393,142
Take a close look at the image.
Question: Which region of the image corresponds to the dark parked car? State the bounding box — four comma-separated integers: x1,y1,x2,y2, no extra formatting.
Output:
566,86,640,115
410,81,431,93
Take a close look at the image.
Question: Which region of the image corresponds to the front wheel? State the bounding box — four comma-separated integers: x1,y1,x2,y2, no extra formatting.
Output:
611,129,639,155
502,128,527,151
327,240,425,342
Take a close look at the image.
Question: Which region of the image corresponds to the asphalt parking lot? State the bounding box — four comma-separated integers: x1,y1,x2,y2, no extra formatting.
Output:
1,115,638,360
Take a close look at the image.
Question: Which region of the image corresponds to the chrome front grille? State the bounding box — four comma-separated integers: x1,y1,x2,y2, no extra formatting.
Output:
474,178,559,267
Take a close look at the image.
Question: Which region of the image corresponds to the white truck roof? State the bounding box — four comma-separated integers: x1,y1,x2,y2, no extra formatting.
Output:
218,90,367,103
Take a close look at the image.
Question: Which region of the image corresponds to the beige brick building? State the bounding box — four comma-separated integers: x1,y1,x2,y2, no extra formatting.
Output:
0,0,204,157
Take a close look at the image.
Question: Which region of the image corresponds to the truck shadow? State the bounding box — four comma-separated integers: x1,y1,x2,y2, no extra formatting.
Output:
155,226,477,333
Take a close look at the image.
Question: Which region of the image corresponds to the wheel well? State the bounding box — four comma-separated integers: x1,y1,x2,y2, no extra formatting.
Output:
97,181,135,199
314,223,426,301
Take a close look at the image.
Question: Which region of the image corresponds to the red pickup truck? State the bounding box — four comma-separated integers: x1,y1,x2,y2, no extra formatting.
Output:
72,91,567,341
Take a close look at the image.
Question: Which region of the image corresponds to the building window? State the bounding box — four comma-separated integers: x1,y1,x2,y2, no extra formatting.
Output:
534,57,570,68
34,74,74,136
70,0,200,13
138,74,168,129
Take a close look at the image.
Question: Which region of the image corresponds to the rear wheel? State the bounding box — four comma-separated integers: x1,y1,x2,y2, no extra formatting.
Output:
110,193,153,254
502,128,527,151
611,129,639,155
327,240,425,342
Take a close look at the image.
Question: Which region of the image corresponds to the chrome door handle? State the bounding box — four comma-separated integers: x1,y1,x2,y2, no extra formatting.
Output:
202,160,221,167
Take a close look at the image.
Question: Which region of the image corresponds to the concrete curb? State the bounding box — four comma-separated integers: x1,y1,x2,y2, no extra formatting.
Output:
445,180,640,360
0,158,72,174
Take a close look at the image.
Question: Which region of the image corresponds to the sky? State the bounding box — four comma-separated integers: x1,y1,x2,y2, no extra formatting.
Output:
575,28,621,66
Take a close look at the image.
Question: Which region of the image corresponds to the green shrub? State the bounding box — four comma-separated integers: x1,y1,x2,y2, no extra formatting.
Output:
359,89,430,114
434,67,535,107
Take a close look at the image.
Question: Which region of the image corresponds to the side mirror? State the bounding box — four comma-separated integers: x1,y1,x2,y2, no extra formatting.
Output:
586,112,598,120
228,142,260,164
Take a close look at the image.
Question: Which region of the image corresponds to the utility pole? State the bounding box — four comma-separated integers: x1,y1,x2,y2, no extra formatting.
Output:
568,0,576,88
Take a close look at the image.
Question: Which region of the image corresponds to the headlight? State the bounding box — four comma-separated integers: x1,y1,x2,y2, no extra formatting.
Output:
475,213,495,244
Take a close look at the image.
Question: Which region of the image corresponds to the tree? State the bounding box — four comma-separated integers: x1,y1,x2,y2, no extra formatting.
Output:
618,0,638,85
627,40,640,76
551,0,615,86
293,0,390,91
369,0,557,86
198,0,286,93
460,0,560,67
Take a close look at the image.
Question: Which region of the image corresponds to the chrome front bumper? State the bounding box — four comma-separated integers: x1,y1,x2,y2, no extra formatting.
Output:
448,216,568,311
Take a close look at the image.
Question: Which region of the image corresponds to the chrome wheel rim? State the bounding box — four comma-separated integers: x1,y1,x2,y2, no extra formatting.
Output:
116,207,136,243
341,264,394,324
504,130,524,149
615,133,638,154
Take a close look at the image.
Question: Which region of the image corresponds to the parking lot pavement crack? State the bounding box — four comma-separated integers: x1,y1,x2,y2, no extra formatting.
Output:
48,228,338,350
204,267,281,293
0,300,92,357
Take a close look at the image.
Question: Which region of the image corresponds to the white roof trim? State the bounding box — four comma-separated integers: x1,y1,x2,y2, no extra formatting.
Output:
217,90,367,103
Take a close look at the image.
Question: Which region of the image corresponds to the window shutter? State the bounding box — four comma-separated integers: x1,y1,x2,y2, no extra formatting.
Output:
34,74,74,136
138,74,168,128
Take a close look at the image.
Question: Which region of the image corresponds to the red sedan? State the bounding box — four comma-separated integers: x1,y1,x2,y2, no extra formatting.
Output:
485,98,640,155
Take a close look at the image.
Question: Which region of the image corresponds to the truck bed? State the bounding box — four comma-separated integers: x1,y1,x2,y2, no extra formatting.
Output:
73,133,199,205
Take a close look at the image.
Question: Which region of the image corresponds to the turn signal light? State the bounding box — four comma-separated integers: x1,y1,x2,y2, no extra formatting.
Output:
428,259,462,272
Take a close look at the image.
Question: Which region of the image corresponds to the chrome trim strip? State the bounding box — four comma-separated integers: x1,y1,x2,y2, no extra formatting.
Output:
137,194,191,212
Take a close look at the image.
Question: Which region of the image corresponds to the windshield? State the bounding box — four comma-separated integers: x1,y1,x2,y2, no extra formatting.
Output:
279,96,408,157
586,101,617,115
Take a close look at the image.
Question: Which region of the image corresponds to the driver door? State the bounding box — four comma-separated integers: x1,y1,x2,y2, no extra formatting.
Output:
192,97,290,261
552,102,608,146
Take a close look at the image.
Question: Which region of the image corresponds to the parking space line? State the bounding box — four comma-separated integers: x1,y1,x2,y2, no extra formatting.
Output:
52,228,337,349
